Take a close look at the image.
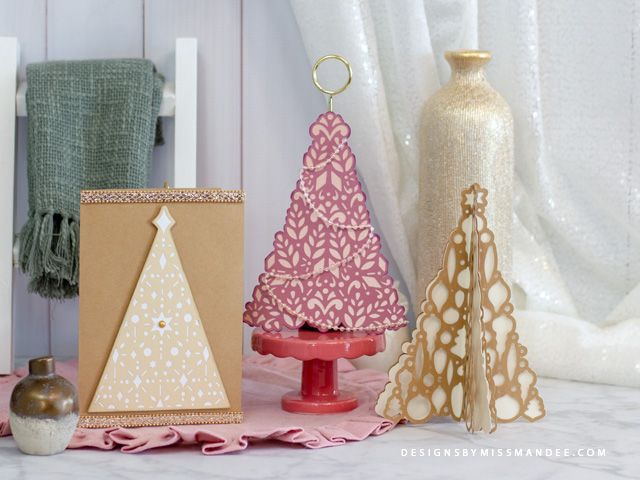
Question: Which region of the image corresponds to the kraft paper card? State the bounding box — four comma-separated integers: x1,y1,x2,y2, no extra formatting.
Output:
376,184,545,433
78,188,244,428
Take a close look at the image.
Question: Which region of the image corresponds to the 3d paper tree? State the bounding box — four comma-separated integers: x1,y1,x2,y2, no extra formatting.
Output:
244,112,406,333
90,206,229,412
376,184,545,432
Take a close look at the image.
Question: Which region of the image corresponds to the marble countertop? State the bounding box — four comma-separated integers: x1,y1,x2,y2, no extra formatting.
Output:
0,377,638,480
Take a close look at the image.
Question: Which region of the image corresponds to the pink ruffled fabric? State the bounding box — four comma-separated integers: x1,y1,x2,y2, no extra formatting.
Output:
0,355,396,454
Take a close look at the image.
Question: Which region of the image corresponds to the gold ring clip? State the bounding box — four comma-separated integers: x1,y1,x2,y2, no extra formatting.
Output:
312,54,353,112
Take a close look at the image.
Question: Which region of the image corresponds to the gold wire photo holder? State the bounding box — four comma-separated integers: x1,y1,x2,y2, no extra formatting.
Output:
312,54,353,111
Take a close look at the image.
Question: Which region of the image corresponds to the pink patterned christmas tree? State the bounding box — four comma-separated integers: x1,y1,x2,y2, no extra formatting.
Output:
244,112,406,333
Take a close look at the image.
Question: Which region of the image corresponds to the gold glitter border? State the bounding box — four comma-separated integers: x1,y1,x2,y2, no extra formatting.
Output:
81,188,245,204
79,411,244,428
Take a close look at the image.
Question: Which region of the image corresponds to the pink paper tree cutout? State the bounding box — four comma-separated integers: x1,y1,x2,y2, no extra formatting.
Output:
244,112,406,333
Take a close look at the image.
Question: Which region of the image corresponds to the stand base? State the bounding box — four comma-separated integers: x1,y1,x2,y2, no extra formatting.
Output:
282,390,358,414
252,329,385,414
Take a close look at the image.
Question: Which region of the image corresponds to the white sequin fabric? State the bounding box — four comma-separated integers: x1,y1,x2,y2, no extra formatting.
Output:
291,0,640,386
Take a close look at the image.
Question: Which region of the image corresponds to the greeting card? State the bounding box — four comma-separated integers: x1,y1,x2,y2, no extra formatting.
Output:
78,188,244,428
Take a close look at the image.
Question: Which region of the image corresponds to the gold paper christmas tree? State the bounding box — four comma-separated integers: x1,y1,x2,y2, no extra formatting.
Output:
89,206,229,412
376,184,544,432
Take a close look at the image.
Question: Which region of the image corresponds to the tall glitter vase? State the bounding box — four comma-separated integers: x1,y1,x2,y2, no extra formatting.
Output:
417,50,514,301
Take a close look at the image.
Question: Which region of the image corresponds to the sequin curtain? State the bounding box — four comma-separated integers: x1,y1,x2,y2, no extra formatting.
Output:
291,0,640,387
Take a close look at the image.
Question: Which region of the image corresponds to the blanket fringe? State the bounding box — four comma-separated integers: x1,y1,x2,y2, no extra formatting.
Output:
19,211,79,299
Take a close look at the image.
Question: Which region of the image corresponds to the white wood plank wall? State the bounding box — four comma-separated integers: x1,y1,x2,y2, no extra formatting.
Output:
1,0,324,360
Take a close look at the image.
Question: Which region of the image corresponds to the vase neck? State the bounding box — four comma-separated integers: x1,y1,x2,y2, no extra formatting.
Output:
29,356,55,376
445,50,491,84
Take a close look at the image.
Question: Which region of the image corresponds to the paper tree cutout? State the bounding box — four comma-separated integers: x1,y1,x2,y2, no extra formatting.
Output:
243,112,406,333
89,206,230,412
375,184,544,432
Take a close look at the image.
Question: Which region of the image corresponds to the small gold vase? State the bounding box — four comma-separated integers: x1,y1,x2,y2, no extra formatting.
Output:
417,50,514,302
9,356,78,455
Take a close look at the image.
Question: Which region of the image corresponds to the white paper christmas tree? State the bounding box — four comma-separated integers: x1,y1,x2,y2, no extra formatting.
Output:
89,206,230,412
376,184,544,432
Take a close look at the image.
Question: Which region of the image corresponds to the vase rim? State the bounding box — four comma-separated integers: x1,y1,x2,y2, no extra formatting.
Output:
445,50,491,60
29,356,55,376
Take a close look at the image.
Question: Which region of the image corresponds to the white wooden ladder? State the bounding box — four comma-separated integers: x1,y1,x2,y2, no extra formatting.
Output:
0,37,198,374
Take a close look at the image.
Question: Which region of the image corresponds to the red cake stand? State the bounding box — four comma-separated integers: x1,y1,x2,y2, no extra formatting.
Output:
252,329,385,414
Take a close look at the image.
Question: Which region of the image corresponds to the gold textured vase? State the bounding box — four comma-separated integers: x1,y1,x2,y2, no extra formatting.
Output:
417,50,514,302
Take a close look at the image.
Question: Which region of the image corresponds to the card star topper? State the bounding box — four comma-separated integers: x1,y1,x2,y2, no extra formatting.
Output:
376,184,545,432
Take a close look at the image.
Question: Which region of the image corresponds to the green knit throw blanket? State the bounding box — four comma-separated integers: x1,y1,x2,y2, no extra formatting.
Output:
19,59,164,299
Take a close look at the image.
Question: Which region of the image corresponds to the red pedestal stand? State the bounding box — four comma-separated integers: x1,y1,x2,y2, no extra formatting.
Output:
252,329,385,414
